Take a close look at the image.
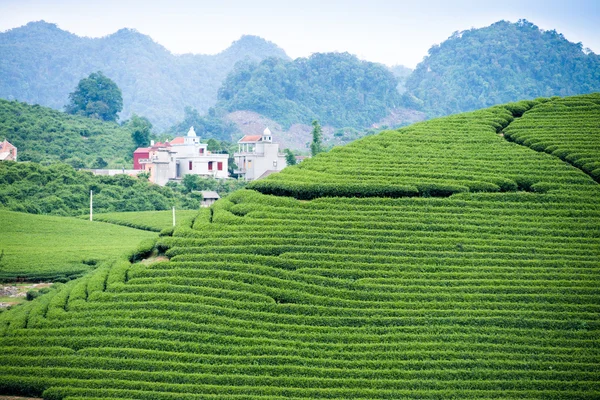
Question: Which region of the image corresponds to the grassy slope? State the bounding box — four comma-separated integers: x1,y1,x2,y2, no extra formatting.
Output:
0,211,156,281
0,94,598,399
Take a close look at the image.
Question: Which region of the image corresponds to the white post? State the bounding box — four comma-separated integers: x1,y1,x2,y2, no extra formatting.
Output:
89,190,93,221
172,206,176,227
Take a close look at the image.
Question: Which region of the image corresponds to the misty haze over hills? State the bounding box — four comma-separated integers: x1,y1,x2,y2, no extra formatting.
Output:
0,19,599,145
0,21,289,130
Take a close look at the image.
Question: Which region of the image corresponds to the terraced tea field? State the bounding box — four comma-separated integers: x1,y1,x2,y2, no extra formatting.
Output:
0,94,599,399
503,95,600,181
0,211,156,282
91,210,199,232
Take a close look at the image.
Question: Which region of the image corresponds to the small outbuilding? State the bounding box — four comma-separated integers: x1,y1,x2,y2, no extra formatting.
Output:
198,191,220,207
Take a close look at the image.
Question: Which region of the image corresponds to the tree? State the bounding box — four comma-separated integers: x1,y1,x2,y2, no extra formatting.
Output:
66,72,123,122
93,157,108,169
284,149,297,166
310,120,323,157
128,114,153,148
207,138,221,153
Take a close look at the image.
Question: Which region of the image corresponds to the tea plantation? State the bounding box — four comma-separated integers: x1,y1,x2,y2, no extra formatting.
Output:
91,210,200,232
0,210,156,282
0,94,599,399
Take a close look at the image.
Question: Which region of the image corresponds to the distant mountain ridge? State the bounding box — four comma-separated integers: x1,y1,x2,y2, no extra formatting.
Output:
215,52,403,129
0,21,289,129
403,19,600,116
2,19,599,143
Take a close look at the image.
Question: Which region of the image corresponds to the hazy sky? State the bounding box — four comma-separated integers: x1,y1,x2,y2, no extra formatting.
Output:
0,0,598,68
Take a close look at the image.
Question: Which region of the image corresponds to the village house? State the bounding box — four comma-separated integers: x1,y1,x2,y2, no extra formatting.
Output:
133,127,228,186
0,140,17,162
234,128,287,181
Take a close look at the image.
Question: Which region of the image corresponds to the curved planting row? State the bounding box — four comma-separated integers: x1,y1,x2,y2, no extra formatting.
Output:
249,98,597,199
0,94,599,399
503,93,600,181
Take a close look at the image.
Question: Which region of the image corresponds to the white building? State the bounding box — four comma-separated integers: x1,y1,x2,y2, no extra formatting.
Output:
137,127,228,186
234,128,287,181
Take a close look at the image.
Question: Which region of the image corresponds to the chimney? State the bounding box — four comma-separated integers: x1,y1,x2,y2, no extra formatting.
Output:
150,140,155,146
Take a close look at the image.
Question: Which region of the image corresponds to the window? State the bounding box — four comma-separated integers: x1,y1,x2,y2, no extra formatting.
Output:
188,161,193,170
199,148,204,155
217,162,223,171
273,161,277,167
208,161,213,171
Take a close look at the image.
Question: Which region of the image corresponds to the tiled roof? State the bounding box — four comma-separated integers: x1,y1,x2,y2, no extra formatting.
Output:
170,137,185,145
239,135,262,143
198,191,220,199
0,140,16,152
133,147,151,153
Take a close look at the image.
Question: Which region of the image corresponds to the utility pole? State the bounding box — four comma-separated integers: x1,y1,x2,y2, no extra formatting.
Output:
90,190,93,221
172,206,176,227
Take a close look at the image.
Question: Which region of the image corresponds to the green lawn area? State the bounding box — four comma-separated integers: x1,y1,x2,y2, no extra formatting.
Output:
0,210,156,282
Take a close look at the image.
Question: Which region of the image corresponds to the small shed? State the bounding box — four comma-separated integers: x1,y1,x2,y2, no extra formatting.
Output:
198,191,220,207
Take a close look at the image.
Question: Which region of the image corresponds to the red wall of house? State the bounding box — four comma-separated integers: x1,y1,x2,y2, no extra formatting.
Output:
133,151,149,170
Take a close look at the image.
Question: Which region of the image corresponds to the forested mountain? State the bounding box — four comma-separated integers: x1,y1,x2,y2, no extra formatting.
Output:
0,99,134,167
0,21,288,130
404,19,600,116
4,19,599,144
215,52,402,129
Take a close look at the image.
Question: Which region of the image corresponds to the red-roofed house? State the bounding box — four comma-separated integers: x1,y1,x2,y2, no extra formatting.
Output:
234,127,286,181
239,135,262,143
0,140,17,161
133,127,228,185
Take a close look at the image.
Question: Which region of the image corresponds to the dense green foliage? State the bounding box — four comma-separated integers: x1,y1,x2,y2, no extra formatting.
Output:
0,210,155,282
0,162,201,216
0,21,288,130
126,114,153,148
216,53,402,128
309,120,324,157
91,210,199,232
284,149,297,166
0,94,598,398
168,106,238,141
503,95,600,182
0,99,135,167
65,72,123,122
404,20,600,117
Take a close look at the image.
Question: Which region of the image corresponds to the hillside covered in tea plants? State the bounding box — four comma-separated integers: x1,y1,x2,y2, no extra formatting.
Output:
0,93,599,399
0,210,156,282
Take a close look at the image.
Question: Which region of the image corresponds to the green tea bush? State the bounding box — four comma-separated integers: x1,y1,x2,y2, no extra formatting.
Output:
0,94,599,399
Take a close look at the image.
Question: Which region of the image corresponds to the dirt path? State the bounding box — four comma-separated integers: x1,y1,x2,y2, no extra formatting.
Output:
0,396,43,400
0,282,52,309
